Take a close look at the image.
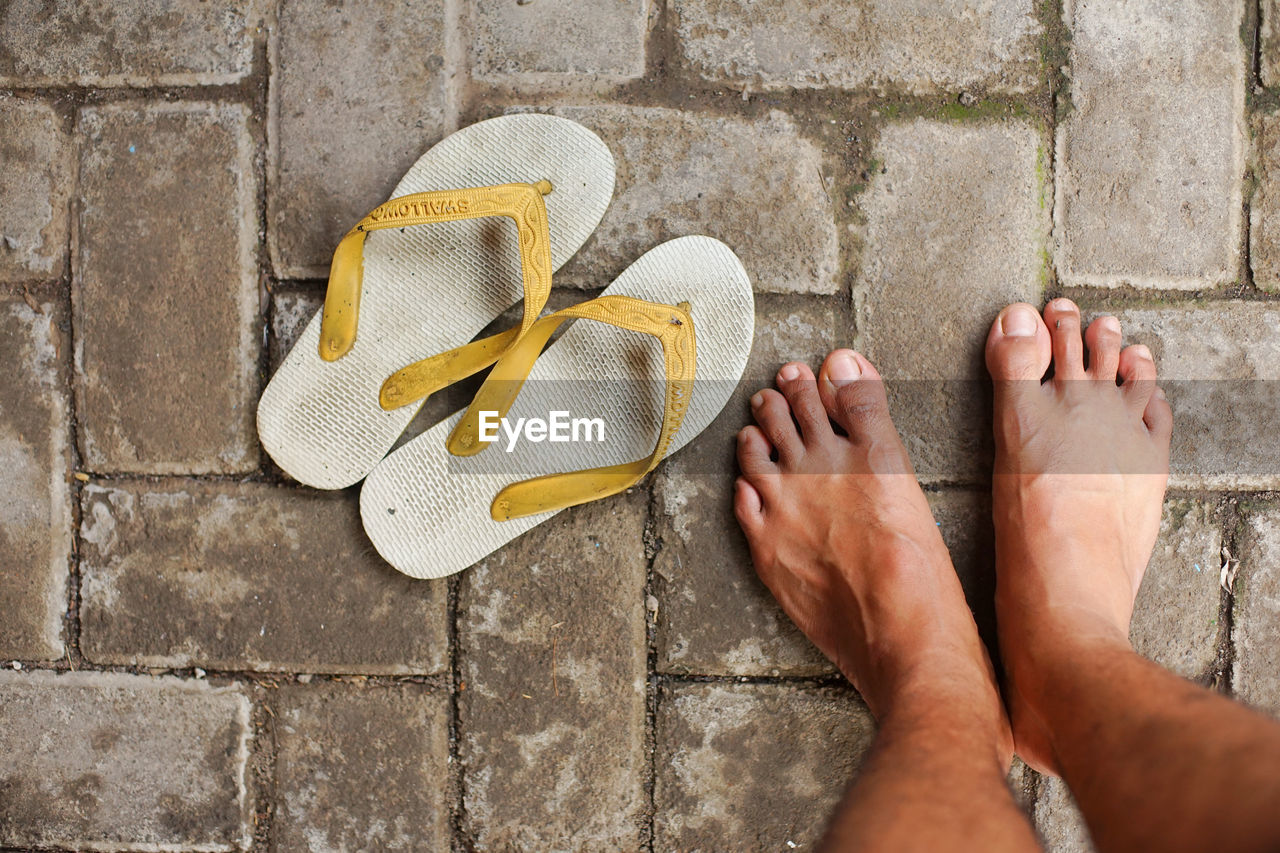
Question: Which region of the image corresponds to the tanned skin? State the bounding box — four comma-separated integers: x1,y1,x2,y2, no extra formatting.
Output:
734,298,1280,852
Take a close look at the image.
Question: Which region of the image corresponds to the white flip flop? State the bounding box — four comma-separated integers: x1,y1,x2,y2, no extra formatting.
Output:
258,114,615,489
360,236,755,579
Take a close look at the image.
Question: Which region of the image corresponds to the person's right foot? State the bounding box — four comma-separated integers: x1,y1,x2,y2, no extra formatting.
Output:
985,298,1172,775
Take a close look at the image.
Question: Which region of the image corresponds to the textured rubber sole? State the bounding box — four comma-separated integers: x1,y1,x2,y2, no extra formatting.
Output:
361,236,755,579
258,114,616,489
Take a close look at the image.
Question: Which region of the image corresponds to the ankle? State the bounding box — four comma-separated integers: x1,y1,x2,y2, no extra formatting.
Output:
1005,608,1132,670
854,626,996,709
877,675,1014,770
997,577,1135,661
878,659,1006,729
1001,626,1133,721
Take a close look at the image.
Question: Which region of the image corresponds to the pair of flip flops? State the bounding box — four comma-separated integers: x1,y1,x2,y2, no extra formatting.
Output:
258,115,755,579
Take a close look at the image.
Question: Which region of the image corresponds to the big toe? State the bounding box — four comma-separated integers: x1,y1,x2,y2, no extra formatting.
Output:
817,350,902,449
985,303,1051,383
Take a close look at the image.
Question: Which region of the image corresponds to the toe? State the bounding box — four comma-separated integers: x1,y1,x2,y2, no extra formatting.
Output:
1085,315,1122,382
1044,298,1087,381
733,477,766,532
816,350,898,444
736,425,779,480
985,303,1052,389
1143,386,1173,445
776,361,834,445
750,389,804,463
1118,344,1158,415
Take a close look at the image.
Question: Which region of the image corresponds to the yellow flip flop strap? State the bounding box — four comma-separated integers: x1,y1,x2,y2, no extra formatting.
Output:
448,294,696,521
319,180,554,363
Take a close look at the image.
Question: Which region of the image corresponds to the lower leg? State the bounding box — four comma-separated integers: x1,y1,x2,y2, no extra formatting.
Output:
1032,637,1280,853
823,686,1038,852
987,298,1280,853
734,352,1038,852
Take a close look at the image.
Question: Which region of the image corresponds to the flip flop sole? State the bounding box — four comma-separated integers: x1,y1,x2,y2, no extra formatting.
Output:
361,236,755,579
258,115,615,489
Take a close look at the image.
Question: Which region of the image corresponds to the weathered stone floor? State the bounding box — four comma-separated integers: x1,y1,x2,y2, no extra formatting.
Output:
1,1,1277,850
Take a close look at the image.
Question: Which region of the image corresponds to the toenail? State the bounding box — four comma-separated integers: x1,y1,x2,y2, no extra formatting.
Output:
1154,386,1167,400
1001,305,1038,337
1051,298,1076,313
1099,316,1121,333
827,351,862,385
779,364,800,382
750,392,764,408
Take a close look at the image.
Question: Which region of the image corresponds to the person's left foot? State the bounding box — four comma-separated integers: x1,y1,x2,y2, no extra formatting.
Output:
735,350,1008,752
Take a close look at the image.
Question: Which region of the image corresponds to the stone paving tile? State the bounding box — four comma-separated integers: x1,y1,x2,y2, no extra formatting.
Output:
78,481,449,675
1108,304,1280,491
654,682,876,851
270,0,449,278
1264,0,1280,88
1008,758,1035,813
272,683,451,852
458,491,647,850
0,98,72,281
75,102,258,475
0,297,70,661
1233,502,1280,716
0,670,251,851
1130,499,1224,679
269,290,323,374
1054,0,1246,289
0,0,260,87
654,296,841,677
928,490,998,651
1250,115,1280,293
1035,775,1094,853
670,0,1040,93
524,105,839,294
470,0,648,82
856,118,1048,484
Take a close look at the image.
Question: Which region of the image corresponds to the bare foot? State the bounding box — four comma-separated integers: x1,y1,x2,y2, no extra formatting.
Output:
734,350,1010,760
985,298,1172,775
